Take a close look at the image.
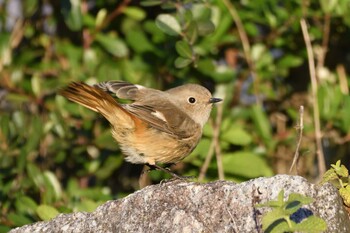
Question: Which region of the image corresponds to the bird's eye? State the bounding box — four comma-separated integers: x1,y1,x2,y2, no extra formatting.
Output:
188,97,196,104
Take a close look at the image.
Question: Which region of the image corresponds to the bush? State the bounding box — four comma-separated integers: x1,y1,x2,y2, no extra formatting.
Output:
1,0,350,230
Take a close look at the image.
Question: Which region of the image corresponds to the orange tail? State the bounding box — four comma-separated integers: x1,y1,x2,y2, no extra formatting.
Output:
60,82,134,127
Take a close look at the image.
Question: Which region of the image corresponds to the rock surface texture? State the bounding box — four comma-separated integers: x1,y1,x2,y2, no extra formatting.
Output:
10,175,350,233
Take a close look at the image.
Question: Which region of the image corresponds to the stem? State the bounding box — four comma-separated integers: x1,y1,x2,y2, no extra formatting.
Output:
97,0,131,31
198,137,215,182
214,104,224,180
317,13,331,69
300,19,326,178
289,106,304,174
221,0,261,105
198,103,224,181
285,216,293,229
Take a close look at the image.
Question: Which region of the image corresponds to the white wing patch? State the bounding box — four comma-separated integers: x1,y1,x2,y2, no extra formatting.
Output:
151,110,167,122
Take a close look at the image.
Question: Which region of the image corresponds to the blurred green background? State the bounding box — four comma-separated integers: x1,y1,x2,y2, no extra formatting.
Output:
1,0,350,231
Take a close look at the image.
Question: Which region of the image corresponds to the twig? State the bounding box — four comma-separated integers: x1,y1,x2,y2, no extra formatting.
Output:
300,19,326,177
317,13,331,70
97,0,131,31
289,106,304,173
214,103,224,180
82,0,131,49
221,0,261,105
337,64,349,95
198,137,215,182
198,103,224,181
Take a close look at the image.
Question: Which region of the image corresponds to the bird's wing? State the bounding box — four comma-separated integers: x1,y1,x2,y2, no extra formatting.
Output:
96,81,200,138
95,81,148,100
123,102,199,139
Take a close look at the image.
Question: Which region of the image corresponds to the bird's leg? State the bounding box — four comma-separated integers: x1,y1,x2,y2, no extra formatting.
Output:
145,163,195,181
146,163,183,179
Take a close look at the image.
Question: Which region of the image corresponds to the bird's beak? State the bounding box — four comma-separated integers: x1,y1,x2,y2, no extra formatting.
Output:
209,97,222,103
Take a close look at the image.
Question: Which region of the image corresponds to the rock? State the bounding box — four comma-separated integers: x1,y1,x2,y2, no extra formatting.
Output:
10,175,350,233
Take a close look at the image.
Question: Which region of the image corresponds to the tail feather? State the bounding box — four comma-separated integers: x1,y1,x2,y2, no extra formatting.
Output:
60,82,134,127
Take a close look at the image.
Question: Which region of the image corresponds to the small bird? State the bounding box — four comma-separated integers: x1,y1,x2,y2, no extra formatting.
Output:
60,81,222,177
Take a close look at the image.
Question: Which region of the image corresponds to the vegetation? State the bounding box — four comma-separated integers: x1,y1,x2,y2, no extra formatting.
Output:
1,0,350,231
256,190,327,233
321,160,350,207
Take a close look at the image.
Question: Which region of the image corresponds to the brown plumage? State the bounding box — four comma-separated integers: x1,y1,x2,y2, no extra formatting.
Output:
60,81,222,176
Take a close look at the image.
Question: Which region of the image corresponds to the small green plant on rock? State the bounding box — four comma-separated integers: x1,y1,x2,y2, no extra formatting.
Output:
256,189,327,233
321,160,350,207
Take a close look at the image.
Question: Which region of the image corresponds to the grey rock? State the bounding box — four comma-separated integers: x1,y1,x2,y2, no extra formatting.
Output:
10,175,350,233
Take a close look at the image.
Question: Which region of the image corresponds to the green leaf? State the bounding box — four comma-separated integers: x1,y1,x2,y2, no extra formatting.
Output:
26,163,45,188
95,33,129,57
95,156,123,179
175,57,192,68
196,20,215,35
245,22,259,36
156,14,181,36
83,48,98,70
251,43,267,62
123,7,146,21
197,58,236,82
43,171,63,201
202,122,214,138
318,85,343,120
126,30,157,54
339,165,349,177
197,59,215,75
320,168,338,185
23,0,38,16
287,193,314,205
185,21,198,44
284,200,302,215
0,225,11,233
94,128,118,150
221,125,252,146
15,196,38,215
293,215,327,232
251,104,272,145
265,219,292,233
75,198,100,212
95,8,107,28
320,0,338,13
258,190,322,233
339,186,350,207
340,96,350,132
36,205,60,221
191,3,210,19
140,0,162,6
277,189,285,206
257,190,285,208
63,0,83,31
261,209,287,231
331,160,349,177
278,55,303,68
283,193,313,215
7,213,33,227
31,73,41,96
190,138,212,159
144,21,167,43
222,152,273,178
264,10,277,28
175,41,192,59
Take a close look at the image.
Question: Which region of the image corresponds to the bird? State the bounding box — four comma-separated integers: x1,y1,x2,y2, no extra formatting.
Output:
60,81,222,177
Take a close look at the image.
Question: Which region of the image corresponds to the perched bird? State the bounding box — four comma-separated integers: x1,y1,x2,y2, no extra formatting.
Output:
60,81,222,177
